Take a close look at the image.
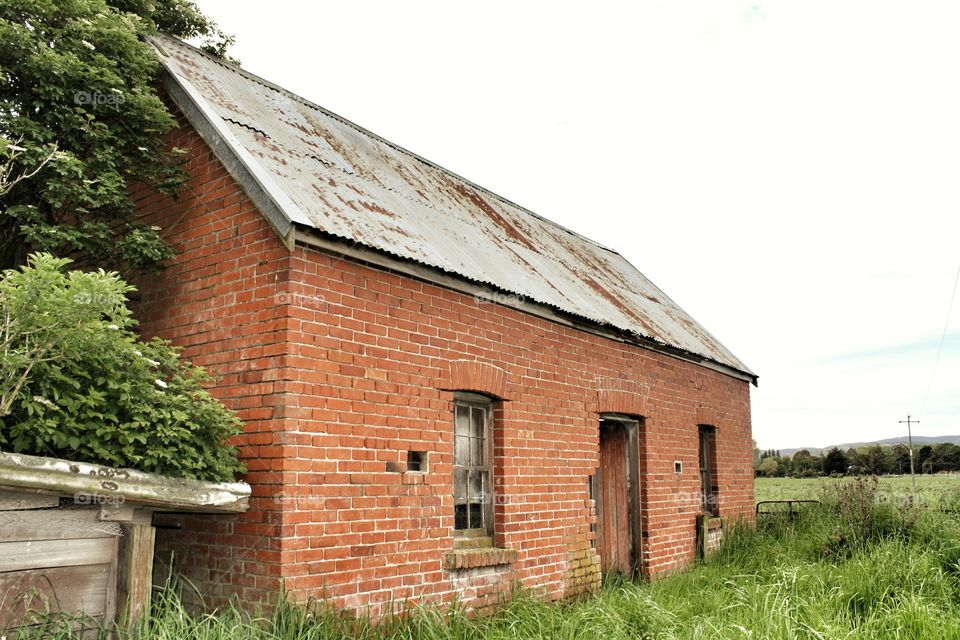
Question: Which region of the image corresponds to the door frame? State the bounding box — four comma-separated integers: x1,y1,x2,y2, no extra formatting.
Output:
594,413,643,578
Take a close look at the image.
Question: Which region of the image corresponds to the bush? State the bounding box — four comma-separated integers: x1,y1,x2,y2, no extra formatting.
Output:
0,253,244,482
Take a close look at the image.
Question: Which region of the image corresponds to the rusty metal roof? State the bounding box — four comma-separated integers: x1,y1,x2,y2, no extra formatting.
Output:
149,35,755,381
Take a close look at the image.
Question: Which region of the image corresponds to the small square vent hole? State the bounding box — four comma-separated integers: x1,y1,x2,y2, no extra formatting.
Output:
674,461,683,474
407,450,426,472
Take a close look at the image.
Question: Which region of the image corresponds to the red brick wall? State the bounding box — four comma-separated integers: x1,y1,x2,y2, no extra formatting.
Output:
131,116,755,615
281,244,754,614
129,113,294,609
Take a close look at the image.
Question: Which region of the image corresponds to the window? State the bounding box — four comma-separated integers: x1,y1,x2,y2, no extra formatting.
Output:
699,426,719,516
453,393,494,541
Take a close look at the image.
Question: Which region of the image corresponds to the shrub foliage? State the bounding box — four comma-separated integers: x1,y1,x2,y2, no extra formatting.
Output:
0,253,244,481
0,0,229,273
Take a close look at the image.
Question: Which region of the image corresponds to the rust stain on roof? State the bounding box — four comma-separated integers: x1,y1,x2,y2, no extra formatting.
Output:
358,200,395,217
451,184,537,251
580,273,657,337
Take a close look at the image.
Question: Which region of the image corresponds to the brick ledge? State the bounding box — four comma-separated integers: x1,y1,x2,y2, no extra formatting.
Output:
443,547,517,570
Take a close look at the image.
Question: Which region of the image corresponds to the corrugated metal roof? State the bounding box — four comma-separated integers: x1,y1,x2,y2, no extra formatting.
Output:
149,35,755,380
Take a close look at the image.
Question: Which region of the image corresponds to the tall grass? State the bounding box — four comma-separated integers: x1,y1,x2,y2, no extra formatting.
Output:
10,479,960,639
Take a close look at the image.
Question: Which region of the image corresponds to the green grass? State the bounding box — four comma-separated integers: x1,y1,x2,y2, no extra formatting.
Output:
756,475,960,506
15,480,960,639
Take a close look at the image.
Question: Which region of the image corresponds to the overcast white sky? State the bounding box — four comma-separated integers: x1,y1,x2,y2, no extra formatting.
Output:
193,0,959,450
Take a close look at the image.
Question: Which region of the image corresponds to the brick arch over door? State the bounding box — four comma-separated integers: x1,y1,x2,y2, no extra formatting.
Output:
595,379,649,417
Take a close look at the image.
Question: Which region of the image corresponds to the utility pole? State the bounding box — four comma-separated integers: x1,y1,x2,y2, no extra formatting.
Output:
899,414,919,497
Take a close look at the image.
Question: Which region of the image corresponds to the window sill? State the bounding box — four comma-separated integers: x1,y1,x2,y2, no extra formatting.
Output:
443,547,517,570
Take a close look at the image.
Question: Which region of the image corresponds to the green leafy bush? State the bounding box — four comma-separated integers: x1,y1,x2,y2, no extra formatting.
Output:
0,253,244,481
0,0,230,273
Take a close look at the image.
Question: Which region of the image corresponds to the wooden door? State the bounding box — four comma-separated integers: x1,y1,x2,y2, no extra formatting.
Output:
595,421,632,576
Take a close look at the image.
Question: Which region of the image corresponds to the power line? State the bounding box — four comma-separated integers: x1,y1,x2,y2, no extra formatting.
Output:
920,264,960,415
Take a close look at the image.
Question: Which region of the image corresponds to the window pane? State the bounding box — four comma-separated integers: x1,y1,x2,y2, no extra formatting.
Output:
455,434,469,466
454,468,467,502
470,432,481,466
455,503,468,530
455,405,470,437
472,406,487,465
468,503,482,529
469,469,483,502
471,407,484,438
470,467,483,530
455,405,469,462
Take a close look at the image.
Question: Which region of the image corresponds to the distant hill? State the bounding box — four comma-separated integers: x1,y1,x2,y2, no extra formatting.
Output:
780,435,960,458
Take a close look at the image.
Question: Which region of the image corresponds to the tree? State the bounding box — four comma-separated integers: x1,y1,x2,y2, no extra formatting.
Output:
845,448,863,474
0,253,244,481
917,445,933,473
791,449,819,477
822,447,848,475
890,444,911,475
929,443,960,473
757,456,781,478
0,0,228,274
943,443,960,471
861,445,891,475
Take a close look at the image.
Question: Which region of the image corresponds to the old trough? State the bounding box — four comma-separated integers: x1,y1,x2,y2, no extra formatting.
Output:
0,451,249,633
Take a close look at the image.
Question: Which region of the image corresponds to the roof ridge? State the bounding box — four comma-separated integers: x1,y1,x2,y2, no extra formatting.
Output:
147,33,620,256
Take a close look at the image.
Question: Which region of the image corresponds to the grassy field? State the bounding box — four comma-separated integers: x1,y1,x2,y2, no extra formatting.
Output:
22,478,960,640
756,475,960,506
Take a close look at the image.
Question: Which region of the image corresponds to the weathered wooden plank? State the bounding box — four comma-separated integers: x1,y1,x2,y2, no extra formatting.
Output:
0,451,249,513
103,535,119,628
0,563,111,627
0,508,121,543
0,537,115,572
115,522,155,627
0,490,59,511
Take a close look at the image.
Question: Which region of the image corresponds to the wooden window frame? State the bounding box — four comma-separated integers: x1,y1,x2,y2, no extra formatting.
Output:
698,425,719,516
453,392,495,547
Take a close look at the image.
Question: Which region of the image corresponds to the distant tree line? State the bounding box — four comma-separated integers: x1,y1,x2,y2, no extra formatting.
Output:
754,442,960,477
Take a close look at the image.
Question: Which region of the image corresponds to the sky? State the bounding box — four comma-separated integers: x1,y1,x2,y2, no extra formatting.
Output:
192,0,960,450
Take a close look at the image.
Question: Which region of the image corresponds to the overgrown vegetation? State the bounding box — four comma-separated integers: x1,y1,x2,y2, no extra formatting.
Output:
0,0,228,274
13,478,960,639
0,253,244,481
756,474,960,509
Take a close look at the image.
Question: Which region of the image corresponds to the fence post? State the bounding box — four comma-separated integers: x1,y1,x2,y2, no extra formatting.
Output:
116,513,156,628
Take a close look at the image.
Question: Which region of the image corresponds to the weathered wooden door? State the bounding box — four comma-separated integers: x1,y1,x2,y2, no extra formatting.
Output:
595,420,633,576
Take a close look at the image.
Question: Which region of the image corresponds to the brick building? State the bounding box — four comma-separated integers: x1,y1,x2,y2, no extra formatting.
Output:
134,35,757,614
